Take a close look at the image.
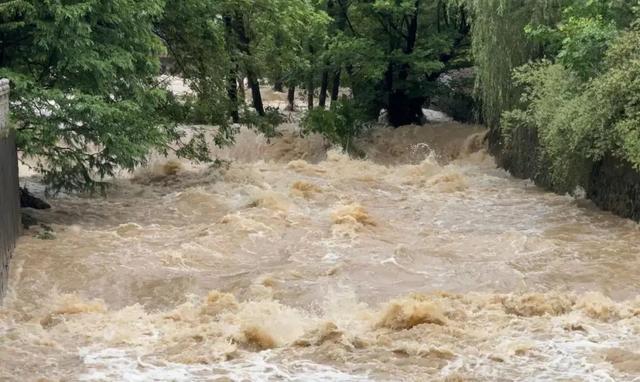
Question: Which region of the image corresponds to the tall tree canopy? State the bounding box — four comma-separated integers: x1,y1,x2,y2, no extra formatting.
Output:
160,0,472,129
0,0,176,192
324,0,470,126
158,0,328,118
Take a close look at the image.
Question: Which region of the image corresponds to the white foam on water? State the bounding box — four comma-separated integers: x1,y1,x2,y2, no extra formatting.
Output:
79,347,372,382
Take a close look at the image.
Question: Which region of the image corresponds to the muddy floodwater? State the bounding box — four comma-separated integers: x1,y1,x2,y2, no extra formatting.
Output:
2,123,640,381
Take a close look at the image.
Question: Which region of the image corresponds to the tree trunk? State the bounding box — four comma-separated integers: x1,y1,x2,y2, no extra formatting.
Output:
227,69,240,123
229,13,264,116
319,70,329,109
387,0,425,127
287,86,296,111
387,91,426,126
237,76,245,101
307,81,314,111
247,73,265,116
224,16,241,122
273,78,284,92
330,69,341,103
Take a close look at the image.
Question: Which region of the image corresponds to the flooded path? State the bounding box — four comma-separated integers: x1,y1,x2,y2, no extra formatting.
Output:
1,123,640,381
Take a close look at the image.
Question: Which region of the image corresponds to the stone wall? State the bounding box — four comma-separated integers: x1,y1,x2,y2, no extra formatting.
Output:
588,156,640,221
0,79,19,301
493,124,640,221
492,124,552,189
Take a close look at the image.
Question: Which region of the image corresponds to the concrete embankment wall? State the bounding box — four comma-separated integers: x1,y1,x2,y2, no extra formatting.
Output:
0,79,19,301
493,124,640,221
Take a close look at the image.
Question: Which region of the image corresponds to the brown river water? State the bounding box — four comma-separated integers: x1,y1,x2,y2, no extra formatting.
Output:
2,120,640,381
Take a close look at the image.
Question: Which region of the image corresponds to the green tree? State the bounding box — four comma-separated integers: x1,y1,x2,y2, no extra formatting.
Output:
299,1,473,150
258,1,330,104
468,0,562,132
0,0,177,192
324,0,470,126
302,98,368,153
156,0,235,144
469,0,635,131
158,0,328,124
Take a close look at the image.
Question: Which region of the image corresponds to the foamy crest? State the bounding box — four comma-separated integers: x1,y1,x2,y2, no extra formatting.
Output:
330,203,376,239
291,180,323,199
3,288,640,381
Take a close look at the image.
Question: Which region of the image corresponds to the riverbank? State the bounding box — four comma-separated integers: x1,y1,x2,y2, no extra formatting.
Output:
493,124,640,222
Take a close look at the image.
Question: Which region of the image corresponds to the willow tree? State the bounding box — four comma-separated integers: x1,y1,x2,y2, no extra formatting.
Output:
494,1,639,191
467,0,563,131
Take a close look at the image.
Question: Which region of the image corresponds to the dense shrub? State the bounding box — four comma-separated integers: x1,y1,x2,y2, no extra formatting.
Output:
301,99,369,153
501,27,640,191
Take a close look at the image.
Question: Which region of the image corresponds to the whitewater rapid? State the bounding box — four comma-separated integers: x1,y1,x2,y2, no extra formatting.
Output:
2,123,640,381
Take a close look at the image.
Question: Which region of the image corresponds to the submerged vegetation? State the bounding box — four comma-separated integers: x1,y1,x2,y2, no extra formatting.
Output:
302,98,369,154
1,0,639,197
